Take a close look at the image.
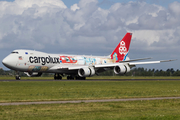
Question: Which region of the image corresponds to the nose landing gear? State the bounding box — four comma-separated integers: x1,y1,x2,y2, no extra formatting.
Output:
15,71,21,80
15,75,21,80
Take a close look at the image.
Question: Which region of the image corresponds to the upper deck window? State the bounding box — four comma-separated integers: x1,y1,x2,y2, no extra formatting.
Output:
11,52,19,54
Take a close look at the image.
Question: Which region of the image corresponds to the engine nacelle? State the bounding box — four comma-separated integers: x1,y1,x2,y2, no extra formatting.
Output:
24,72,42,77
114,65,130,74
78,67,95,77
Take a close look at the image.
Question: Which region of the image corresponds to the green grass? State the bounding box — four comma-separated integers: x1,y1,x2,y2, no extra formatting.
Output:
88,76,180,80
1,80,180,119
0,81,180,103
1,99,180,120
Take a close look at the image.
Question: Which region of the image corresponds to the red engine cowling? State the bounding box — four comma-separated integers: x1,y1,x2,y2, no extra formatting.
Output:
114,65,130,74
78,67,95,77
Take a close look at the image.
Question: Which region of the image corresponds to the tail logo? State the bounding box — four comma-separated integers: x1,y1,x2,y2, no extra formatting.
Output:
119,41,128,55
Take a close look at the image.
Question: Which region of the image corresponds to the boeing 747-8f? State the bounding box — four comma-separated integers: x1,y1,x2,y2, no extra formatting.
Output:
2,33,174,80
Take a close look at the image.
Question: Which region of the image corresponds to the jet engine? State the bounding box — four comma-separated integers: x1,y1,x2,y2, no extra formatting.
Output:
78,67,95,77
114,65,130,74
24,72,42,77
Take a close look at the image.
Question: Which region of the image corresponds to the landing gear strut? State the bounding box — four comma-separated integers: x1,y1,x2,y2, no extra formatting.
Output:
54,74,62,80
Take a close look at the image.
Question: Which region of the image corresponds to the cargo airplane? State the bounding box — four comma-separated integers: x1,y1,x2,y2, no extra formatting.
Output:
2,33,174,80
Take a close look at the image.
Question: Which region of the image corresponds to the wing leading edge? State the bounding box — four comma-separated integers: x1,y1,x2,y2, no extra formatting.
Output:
129,59,176,66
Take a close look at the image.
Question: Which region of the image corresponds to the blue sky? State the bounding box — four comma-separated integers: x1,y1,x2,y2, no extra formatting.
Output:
0,0,180,70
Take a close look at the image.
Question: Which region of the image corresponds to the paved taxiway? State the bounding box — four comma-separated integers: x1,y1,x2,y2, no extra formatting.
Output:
1,97,180,106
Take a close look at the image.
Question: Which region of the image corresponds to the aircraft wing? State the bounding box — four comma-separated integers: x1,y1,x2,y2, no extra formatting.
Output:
63,58,153,70
94,59,176,69
49,63,121,71
49,59,176,71
129,59,176,65
119,57,152,63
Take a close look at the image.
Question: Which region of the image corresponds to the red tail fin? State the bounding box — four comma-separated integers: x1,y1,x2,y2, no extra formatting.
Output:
110,33,132,62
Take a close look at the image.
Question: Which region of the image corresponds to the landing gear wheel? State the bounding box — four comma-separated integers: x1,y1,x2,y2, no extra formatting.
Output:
54,74,62,80
67,76,74,80
54,74,56,80
15,75,20,80
75,76,86,80
15,71,20,80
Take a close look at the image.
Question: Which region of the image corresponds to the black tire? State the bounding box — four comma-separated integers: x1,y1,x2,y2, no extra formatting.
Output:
15,76,20,80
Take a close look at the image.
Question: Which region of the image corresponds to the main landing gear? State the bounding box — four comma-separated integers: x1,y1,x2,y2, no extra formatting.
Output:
75,76,86,80
67,75,86,80
54,74,86,80
54,74,62,80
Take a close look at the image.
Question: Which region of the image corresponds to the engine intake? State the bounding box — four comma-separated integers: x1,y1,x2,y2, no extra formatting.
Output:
114,65,130,74
78,67,95,77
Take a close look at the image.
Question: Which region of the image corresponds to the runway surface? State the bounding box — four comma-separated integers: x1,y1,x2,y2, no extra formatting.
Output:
1,97,180,106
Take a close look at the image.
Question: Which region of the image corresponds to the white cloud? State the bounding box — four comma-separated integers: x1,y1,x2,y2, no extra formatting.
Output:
71,4,80,11
131,29,176,48
15,0,67,8
168,1,180,17
0,0,67,17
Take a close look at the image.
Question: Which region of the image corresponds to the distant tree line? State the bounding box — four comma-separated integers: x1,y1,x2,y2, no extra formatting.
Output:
0,67,180,77
99,67,180,76
0,69,52,77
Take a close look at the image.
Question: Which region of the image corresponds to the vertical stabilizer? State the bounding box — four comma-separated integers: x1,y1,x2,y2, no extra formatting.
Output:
110,33,132,62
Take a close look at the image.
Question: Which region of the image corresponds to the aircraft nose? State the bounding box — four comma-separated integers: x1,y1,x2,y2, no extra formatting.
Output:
2,57,8,66
2,57,9,67
2,55,15,69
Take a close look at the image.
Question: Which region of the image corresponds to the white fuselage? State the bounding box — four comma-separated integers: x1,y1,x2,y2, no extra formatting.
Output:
2,49,130,74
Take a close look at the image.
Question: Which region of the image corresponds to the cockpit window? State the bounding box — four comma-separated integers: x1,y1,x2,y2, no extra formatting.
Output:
11,52,19,54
